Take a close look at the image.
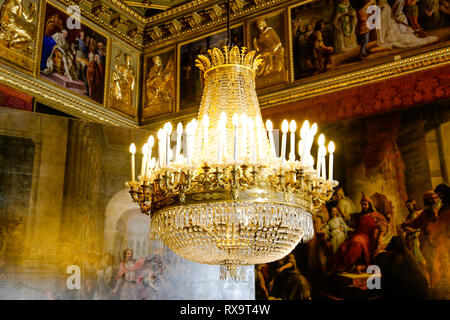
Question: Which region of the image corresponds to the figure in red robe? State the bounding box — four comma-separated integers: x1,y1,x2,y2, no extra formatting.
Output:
333,193,389,272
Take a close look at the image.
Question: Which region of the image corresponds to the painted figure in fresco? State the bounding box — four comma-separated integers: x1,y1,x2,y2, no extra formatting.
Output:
305,20,334,73
333,193,389,272
93,254,113,300
335,187,357,225
356,0,375,60
321,206,351,254
86,52,102,100
401,190,439,286
255,264,271,300
403,198,426,266
405,0,425,35
292,19,314,75
376,0,438,49
0,0,36,52
111,53,135,112
422,0,443,27
269,253,311,300
145,55,175,113
427,183,450,299
140,254,164,300
111,249,145,300
252,19,285,77
332,0,358,53
375,236,429,299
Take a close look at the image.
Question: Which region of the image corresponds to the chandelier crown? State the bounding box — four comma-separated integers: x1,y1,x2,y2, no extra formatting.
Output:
195,46,262,74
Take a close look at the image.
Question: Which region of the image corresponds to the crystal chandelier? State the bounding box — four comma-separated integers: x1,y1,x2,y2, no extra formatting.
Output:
127,46,338,280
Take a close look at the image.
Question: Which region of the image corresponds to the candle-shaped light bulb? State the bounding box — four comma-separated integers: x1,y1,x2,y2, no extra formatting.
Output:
149,157,156,171
281,119,289,164
157,128,165,168
176,123,183,163
141,143,148,179
266,119,276,158
185,122,192,165
319,144,327,179
300,120,310,164
317,133,325,174
248,117,256,163
164,123,172,166
129,143,136,182
146,135,154,175
232,113,239,161
289,120,296,161
307,122,318,165
328,141,335,181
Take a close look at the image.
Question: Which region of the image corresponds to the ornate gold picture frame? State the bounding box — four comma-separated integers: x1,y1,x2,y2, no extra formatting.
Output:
142,46,176,122
108,41,140,120
37,1,110,107
0,0,40,74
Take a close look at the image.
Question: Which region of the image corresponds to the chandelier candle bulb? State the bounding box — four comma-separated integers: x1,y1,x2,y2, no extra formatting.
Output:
232,113,239,162
300,120,309,165
141,143,148,180
266,119,276,158
129,143,136,182
146,135,155,175
176,123,183,163
320,144,327,179
186,122,192,165
164,123,172,167
157,129,165,169
317,133,325,174
281,120,289,165
289,120,296,161
309,123,318,160
328,141,335,181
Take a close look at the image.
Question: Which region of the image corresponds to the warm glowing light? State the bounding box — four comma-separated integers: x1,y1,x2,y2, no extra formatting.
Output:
318,133,325,146
289,120,296,133
177,122,183,135
328,141,335,153
281,120,289,133
232,113,239,127
148,135,155,147
265,119,273,131
129,143,136,154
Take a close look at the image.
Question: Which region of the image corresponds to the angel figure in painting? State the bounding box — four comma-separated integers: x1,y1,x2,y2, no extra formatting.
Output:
252,19,285,77
0,0,36,53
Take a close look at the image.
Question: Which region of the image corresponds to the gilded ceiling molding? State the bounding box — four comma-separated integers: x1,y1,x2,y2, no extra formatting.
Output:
0,65,138,128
